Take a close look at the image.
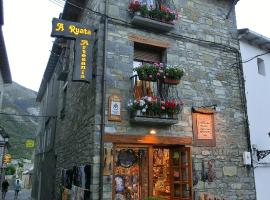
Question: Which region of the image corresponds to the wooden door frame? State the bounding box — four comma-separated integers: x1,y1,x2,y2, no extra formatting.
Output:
111,143,193,200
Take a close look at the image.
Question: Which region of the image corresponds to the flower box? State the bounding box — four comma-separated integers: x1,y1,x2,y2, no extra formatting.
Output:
163,77,180,85
131,15,174,32
130,115,178,125
134,63,184,83
128,1,179,32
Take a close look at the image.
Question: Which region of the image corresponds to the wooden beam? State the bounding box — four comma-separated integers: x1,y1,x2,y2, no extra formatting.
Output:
104,133,192,145
128,34,171,48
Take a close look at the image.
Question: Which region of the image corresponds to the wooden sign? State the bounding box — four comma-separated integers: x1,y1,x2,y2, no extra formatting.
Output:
192,108,215,146
108,95,121,121
51,18,94,82
73,39,92,82
51,18,93,39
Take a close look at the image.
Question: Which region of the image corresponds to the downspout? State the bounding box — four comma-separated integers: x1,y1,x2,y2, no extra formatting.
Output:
236,50,252,153
99,0,108,199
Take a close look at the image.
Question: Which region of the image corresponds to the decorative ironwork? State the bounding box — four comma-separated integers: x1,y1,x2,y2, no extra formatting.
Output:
257,150,270,161
128,75,184,124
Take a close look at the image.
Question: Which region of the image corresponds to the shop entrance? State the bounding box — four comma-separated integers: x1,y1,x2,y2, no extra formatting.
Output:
113,145,192,200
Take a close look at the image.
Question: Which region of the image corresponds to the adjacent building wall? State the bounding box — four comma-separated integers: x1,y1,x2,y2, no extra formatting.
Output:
240,39,270,200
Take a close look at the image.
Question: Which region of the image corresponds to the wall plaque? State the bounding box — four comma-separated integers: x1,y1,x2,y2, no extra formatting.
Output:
108,95,121,121
192,108,215,146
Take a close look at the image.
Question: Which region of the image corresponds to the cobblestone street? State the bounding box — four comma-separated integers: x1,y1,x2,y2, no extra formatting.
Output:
2,189,31,200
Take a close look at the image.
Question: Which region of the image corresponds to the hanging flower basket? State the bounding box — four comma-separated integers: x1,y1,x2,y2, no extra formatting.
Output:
163,77,180,85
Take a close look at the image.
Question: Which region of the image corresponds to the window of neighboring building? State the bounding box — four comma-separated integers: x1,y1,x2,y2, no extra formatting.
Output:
257,58,266,76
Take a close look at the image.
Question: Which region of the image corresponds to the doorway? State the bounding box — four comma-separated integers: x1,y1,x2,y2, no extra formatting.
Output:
113,145,192,200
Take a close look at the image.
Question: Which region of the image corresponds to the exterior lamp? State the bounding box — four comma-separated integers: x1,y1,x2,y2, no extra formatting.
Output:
149,129,157,135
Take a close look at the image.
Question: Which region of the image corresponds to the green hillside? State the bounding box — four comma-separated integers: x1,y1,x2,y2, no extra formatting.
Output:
0,82,39,160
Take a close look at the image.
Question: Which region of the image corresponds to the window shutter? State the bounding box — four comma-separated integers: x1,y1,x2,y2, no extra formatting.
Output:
134,43,163,63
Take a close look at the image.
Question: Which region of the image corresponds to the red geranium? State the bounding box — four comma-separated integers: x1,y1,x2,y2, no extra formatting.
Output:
128,1,141,12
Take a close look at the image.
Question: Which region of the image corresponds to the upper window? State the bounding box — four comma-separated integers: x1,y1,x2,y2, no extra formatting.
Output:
257,58,266,76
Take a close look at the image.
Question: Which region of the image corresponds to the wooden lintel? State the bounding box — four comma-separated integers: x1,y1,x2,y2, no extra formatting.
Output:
128,34,171,48
104,133,192,145
192,107,215,114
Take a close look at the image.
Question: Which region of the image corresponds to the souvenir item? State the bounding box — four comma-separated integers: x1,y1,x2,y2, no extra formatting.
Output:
115,175,125,192
117,149,137,168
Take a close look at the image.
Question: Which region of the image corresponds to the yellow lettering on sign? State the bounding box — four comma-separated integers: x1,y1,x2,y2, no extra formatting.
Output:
80,75,85,79
82,58,86,62
82,54,86,58
81,62,86,66
80,40,89,46
81,66,86,70
56,22,64,31
69,25,91,36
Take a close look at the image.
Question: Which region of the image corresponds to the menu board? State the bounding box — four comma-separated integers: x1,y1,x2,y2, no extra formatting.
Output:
197,114,213,140
192,111,216,147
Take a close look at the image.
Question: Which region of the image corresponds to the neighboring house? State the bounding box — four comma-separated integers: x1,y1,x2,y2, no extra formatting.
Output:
238,28,270,200
0,0,12,185
0,0,12,111
0,126,9,182
32,0,257,200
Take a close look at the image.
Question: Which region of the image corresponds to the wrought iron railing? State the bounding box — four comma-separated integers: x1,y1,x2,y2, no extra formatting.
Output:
129,75,183,121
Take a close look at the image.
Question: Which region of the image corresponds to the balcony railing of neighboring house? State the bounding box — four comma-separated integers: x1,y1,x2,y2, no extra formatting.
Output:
128,0,179,32
128,64,183,125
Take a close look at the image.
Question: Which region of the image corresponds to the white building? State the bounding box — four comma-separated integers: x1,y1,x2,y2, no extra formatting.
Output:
238,28,270,200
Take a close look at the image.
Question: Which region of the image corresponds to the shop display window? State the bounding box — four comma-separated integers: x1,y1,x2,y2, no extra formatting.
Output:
113,145,192,200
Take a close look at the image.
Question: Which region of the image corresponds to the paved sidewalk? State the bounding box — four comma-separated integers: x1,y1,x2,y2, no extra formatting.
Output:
2,189,31,200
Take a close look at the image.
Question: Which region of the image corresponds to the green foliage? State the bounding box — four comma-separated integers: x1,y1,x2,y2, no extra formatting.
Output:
133,63,159,82
18,162,24,168
134,63,184,81
165,66,184,80
5,164,16,175
0,82,38,160
144,197,162,200
140,5,149,17
129,2,179,23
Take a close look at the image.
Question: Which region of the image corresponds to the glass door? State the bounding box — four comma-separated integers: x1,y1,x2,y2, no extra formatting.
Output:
171,147,192,200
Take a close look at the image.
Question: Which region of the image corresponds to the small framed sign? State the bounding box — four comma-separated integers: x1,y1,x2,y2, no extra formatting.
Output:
192,108,216,146
108,95,121,121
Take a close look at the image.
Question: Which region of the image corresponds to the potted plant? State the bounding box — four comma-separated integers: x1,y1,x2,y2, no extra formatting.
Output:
164,66,184,84
128,1,179,24
128,1,149,17
164,99,183,118
133,63,160,82
128,96,152,116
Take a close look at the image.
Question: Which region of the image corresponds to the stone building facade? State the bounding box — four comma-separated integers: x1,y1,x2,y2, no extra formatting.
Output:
32,0,256,199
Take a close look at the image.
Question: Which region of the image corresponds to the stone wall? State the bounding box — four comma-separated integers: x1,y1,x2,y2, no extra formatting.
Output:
49,0,256,199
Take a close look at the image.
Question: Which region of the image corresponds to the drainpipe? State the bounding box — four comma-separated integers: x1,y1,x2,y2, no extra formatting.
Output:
99,0,108,199
236,50,252,153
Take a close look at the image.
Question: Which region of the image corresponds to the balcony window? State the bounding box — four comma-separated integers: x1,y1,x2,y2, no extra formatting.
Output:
128,43,184,125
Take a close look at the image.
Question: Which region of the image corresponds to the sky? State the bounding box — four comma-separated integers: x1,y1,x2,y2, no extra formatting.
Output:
2,0,270,92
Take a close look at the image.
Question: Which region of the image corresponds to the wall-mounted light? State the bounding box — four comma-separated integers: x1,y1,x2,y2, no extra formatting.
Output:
149,129,157,135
